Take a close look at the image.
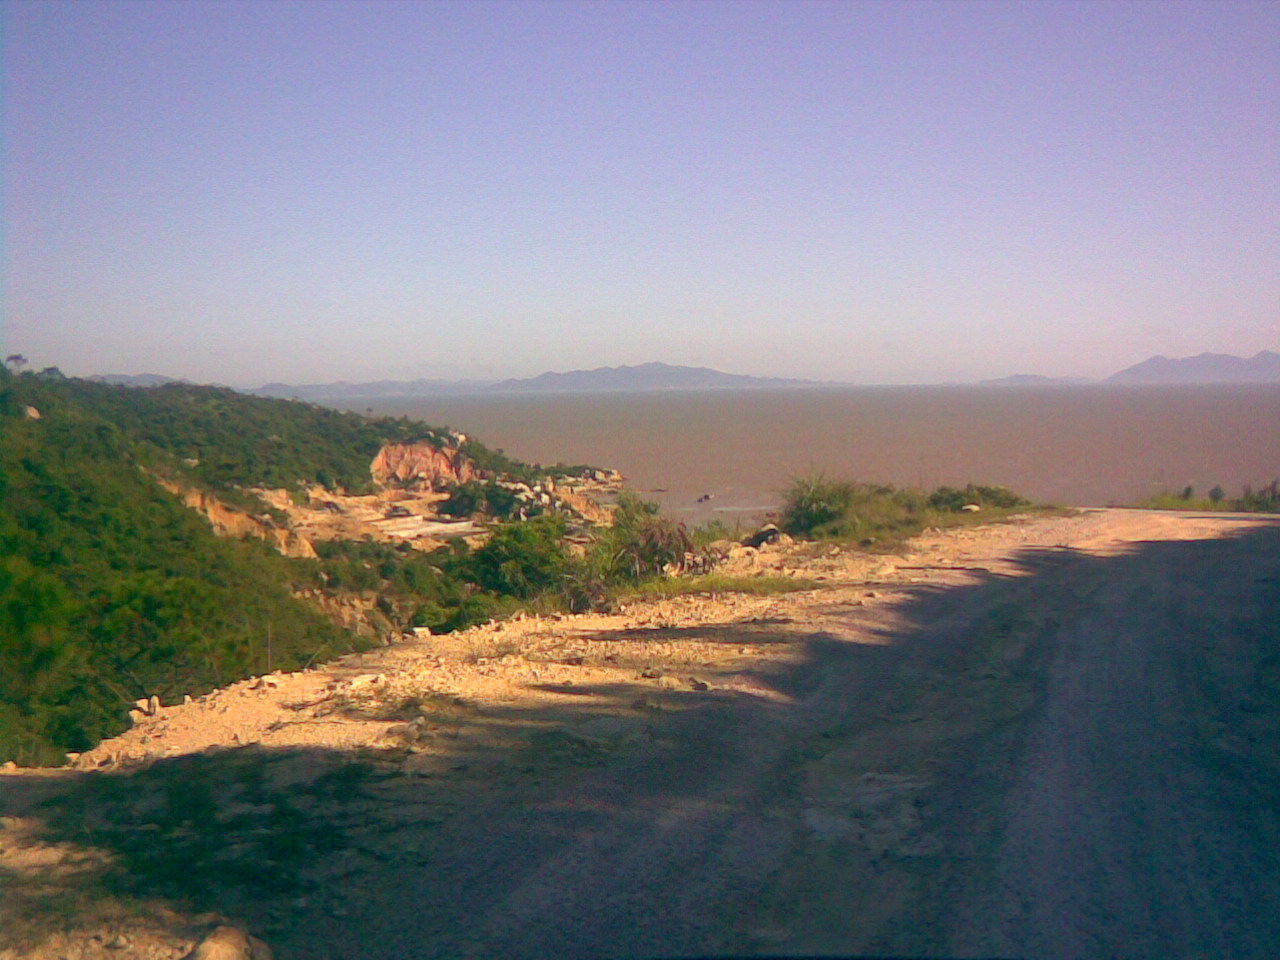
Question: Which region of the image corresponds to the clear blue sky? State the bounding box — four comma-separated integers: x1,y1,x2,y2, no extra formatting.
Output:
4,0,1277,386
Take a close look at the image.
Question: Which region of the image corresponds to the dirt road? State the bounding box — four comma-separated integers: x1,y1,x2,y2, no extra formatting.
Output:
4,509,1279,959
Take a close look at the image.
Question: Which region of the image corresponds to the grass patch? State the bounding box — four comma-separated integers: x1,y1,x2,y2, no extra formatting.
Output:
1137,481,1279,513
777,473,1040,548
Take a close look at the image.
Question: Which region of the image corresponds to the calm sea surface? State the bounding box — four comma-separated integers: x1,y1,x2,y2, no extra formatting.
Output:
358,385,1280,526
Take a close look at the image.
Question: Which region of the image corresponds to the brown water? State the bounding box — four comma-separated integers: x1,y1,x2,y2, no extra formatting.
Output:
359,385,1280,526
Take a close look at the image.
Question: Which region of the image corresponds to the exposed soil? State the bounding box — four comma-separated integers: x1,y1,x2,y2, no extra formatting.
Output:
3,508,1278,960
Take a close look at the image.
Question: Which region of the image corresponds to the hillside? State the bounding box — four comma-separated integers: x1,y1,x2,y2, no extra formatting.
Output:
0,370,615,766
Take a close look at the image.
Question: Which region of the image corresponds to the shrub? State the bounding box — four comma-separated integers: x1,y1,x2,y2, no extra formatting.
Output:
928,484,1028,512
779,474,858,536
588,493,697,583
462,516,569,598
779,474,1036,545
438,480,525,520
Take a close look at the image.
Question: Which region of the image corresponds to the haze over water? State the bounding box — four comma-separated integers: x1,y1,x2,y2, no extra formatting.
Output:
363,385,1280,526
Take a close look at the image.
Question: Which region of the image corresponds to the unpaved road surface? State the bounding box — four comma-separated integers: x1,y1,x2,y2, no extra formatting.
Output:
4,509,1279,960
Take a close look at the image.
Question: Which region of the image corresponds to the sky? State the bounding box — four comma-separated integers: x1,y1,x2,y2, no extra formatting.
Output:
3,0,1278,387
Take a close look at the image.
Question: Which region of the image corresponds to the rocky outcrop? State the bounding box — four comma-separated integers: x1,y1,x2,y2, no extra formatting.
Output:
156,480,318,559
371,442,482,489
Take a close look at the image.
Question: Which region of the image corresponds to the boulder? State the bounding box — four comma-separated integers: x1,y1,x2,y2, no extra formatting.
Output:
705,539,736,558
182,926,273,960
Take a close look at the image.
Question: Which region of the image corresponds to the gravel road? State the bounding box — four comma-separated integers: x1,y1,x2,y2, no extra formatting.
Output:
5,509,1278,960
279,510,1280,960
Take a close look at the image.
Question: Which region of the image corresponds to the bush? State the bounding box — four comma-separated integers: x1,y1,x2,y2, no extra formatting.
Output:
779,474,858,536
779,474,1036,545
462,516,569,599
588,493,697,583
928,484,1028,512
438,480,526,520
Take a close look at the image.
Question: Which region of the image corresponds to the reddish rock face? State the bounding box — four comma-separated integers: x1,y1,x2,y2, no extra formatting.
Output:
151,479,319,559
370,443,481,488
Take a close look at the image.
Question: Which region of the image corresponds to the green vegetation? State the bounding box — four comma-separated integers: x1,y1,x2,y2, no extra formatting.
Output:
1137,481,1280,513
438,479,530,520
587,493,696,584
0,370,703,764
778,473,1033,546
0,370,369,764
0,370,578,764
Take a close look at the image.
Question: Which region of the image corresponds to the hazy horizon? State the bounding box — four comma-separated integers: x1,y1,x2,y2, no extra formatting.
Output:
5,0,1277,386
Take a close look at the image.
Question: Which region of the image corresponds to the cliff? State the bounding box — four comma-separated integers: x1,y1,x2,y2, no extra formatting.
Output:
370,442,482,489
156,480,318,559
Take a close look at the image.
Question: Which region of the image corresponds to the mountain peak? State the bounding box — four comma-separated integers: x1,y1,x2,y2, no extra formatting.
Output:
1107,351,1280,384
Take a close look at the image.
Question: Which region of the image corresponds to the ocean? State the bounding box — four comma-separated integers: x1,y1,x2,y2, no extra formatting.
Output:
355,384,1280,527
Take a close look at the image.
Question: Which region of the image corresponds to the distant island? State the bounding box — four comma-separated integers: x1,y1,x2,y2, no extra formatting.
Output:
89,351,1280,397
250,362,823,400
983,351,1280,386
1105,350,1280,384
979,374,1096,386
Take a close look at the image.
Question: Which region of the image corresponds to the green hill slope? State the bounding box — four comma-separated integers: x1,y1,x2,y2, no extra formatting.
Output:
0,370,564,765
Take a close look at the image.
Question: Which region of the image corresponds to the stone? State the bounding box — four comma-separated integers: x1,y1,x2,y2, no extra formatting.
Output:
705,539,735,557
961,503,982,512
743,523,783,549
181,926,273,960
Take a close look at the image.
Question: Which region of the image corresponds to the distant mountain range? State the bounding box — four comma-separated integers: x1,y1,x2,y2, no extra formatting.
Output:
251,363,821,399
90,352,1280,396
1105,351,1280,384
982,351,1280,386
